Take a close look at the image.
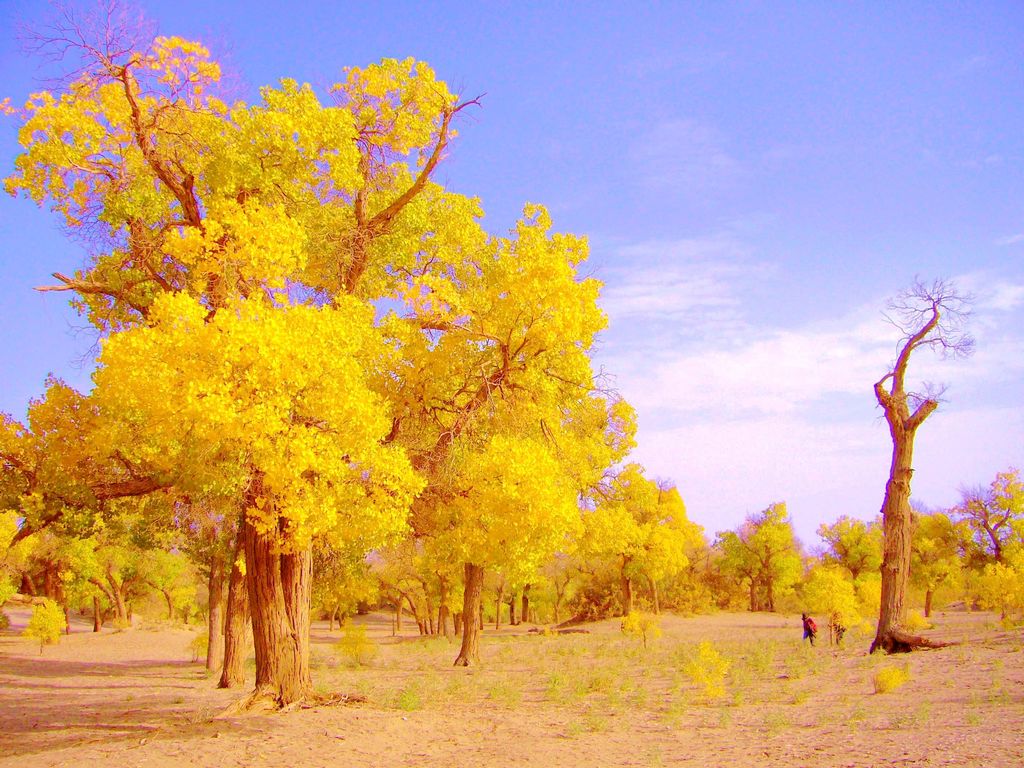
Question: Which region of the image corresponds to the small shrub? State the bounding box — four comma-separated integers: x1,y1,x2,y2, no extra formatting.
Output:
873,664,910,694
335,620,378,666
188,631,208,662
904,611,933,632
394,685,422,711
24,599,66,653
621,611,662,648
683,641,731,700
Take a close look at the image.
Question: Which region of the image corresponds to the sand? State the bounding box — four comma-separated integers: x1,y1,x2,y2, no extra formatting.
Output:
1,606,1021,767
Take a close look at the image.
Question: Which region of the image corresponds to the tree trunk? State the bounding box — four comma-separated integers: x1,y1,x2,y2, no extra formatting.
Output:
521,584,531,624
219,537,250,689
508,593,517,626
20,572,35,596
107,569,129,625
241,514,313,707
206,557,225,672
93,595,102,632
494,584,504,630
647,575,660,615
621,574,633,616
748,579,757,613
393,599,403,634
438,577,454,640
454,563,484,666
924,589,934,618
872,436,916,654
453,612,463,636
329,606,338,632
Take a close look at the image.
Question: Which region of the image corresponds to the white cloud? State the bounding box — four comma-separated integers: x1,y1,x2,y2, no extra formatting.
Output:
595,254,1024,543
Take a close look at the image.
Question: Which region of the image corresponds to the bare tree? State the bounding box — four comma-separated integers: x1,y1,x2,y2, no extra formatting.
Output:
871,278,972,653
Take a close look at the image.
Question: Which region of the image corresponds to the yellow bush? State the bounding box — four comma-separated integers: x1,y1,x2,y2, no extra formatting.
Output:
684,641,731,700
904,610,933,631
620,611,662,649
24,599,66,653
188,631,208,662
335,620,378,666
873,665,910,694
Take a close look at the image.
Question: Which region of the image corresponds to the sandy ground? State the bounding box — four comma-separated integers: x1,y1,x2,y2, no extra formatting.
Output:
1,606,1021,767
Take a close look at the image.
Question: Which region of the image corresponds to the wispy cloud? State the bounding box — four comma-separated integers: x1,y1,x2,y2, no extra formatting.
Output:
995,233,1024,247
627,119,741,197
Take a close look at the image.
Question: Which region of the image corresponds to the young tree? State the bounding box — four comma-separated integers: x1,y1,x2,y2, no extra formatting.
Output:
717,502,802,612
954,469,1023,565
817,516,882,581
870,279,971,653
909,509,963,617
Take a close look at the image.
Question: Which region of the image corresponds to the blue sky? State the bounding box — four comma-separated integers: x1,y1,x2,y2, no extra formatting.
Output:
1,1,1022,544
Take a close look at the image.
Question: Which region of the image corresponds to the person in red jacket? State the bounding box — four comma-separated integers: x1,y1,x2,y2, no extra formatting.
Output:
801,612,818,646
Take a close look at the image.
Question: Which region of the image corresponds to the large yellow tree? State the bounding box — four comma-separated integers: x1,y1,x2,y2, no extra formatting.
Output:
5,25,623,701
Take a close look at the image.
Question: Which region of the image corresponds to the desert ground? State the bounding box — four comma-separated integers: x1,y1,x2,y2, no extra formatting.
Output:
1,606,1021,767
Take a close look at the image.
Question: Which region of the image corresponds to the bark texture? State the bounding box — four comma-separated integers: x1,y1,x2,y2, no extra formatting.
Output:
219,532,250,689
205,556,225,672
454,563,484,666
243,516,313,706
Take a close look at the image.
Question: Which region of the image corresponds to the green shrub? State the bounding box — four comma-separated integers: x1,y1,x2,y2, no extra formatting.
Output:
873,665,910,694
24,599,66,653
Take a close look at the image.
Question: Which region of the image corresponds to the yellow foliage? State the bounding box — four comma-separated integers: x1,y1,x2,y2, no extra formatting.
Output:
620,610,662,648
335,621,378,666
24,599,66,652
904,610,933,631
873,665,910,694
683,641,731,700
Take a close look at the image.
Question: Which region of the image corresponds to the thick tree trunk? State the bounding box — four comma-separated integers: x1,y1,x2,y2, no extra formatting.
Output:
924,589,934,618
20,572,35,596
521,584,531,624
219,538,250,689
206,557,225,672
454,563,484,666
508,593,517,626
240,515,313,707
872,437,916,654
93,595,102,632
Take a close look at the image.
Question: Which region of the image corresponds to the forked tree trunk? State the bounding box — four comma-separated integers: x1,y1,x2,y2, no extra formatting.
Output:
454,563,484,666
219,537,250,689
206,557,225,672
